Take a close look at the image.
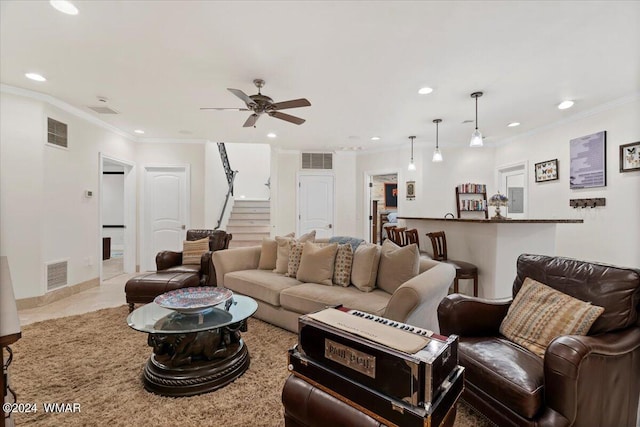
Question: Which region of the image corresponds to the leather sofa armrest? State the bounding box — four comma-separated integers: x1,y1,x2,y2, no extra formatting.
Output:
437,294,512,336
543,327,640,425
212,246,261,286
156,251,182,271
383,262,456,333
200,251,214,286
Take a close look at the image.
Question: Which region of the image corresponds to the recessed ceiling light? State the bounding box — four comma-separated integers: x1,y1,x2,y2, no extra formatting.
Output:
418,87,433,95
25,73,46,82
370,136,380,141
507,122,520,127
267,133,277,138
558,100,574,110
134,129,145,134
50,0,79,15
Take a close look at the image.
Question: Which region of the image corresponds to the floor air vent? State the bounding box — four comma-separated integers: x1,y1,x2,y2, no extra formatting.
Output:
302,152,333,170
46,260,68,291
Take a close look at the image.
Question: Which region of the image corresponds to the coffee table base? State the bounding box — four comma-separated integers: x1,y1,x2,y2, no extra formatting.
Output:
143,338,249,397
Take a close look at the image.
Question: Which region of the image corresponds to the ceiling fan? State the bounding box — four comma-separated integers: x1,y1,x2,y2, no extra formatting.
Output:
201,79,311,127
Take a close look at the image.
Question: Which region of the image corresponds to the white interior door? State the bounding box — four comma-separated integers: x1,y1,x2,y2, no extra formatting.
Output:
298,174,334,239
498,162,527,219
143,166,189,271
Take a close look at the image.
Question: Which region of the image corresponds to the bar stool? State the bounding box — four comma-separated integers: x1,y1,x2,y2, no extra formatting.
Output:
426,231,478,297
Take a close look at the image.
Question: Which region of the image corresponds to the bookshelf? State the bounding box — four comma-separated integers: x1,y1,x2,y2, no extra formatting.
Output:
456,184,488,219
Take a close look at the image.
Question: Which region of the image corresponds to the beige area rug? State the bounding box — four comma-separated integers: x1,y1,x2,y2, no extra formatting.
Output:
10,306,492,426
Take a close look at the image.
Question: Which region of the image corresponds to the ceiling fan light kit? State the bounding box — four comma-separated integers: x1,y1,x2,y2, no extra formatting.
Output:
201,79,311,128
408,136,417,171
469,91,484,148
432,119,443,162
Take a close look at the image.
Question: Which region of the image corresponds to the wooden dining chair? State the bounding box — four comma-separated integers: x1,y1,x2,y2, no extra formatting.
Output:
426,231,478,297
388,226,405,246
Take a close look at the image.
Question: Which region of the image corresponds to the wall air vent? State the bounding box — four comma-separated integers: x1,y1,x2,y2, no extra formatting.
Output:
47,117,68,148
87,106,119,114
301,152,333,170
46,260,68,291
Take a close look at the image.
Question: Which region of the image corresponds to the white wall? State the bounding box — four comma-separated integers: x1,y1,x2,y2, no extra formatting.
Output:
494,98,640,267
102,174,124,225
225,143,271,200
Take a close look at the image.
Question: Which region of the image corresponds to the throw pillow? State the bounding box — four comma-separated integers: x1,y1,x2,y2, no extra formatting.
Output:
286,240,306,277
274,230,316,274
258,232,294,270
333,243,354,287
182,237,210,265
350,243,381,292
376,239,420,294
499,277,605,358
296,242,338,286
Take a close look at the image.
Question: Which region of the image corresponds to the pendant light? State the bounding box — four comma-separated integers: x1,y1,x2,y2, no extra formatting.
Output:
469,91,484,147
407,136,416,171
432,119,443,162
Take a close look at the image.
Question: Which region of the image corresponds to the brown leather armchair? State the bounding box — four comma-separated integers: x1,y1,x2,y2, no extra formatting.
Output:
438,254,640,427
156,229,232,286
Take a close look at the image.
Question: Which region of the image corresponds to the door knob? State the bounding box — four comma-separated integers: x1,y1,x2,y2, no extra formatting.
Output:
328,224,332,229
181,225,186,230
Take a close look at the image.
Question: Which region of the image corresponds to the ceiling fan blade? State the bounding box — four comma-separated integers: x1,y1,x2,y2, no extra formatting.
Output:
228,88,257,107
199,107,250,111
243,113,260,127
269,111,306,125
270,98,311,110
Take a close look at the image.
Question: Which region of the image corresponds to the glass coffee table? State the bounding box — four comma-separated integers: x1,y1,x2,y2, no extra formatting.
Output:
127,293,258,397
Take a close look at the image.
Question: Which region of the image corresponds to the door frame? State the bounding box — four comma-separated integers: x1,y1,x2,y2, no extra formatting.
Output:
495,160,528,219
363,169,399,243
296,171,335,238
141,164,191,272
99,153,136,280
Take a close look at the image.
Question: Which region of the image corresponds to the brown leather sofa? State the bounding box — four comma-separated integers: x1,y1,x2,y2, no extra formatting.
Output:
156,229,232,286
438,254,640,427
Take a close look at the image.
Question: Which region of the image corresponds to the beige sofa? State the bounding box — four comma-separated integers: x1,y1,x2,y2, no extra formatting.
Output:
212,240,456,333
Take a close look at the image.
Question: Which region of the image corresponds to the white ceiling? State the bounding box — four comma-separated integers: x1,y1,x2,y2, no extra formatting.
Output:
1,1,639,151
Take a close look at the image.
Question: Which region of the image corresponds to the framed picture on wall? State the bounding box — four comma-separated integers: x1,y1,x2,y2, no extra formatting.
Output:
406,181,415,200
620,141,640,172
570,131,606,189
384,183,398,207
534,159,558,182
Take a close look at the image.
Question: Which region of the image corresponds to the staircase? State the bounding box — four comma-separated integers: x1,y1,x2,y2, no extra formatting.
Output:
227,200,271,248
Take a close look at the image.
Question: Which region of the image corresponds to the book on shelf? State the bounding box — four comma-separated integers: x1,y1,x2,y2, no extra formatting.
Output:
457,183,486,193
458,199,487,211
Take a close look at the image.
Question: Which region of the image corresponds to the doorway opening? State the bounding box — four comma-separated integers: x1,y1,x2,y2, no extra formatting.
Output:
100,154,136,281
364,171,398,244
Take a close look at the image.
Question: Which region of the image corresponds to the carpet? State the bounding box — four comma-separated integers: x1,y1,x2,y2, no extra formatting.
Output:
10,306,492,426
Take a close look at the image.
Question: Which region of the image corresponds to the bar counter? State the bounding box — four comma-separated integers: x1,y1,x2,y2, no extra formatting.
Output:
399,216,584,298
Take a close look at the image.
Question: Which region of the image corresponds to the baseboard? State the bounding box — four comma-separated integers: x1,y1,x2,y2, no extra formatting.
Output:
16,277,99,310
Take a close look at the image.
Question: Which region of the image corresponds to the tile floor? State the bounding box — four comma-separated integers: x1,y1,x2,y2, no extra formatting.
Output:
18,273,137,326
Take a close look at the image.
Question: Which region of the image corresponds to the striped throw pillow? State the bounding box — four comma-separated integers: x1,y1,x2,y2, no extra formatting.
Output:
499,277,604,358
182,237,210,265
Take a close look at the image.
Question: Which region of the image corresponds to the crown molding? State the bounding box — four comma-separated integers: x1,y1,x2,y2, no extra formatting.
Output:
136,137,208,144
0,83,135,140
492,91,640,147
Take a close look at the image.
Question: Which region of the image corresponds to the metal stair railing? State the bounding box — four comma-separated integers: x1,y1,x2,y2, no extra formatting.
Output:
216,142,238,230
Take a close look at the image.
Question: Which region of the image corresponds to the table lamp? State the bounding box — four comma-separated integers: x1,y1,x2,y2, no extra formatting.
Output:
1,256,21,425
489,192,509,220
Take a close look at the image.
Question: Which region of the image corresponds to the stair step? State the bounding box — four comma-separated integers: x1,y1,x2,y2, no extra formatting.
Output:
232,207,271,214
232,232,270,241
230,213,270,220
227,225,271,233
234,200,270,208
227,219,270,227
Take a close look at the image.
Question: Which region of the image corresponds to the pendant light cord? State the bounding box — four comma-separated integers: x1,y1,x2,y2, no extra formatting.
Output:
436,122,439,148
410,137,414,162
475,96,479,130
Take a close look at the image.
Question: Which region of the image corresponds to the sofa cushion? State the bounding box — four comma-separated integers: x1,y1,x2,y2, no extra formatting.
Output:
376,240,420,294
286,240,306,277
274,230,316,274
224,270,302,306
351,243,381,292
182,237,209,265
297,242,338,286
162,265,200,275
333,244,354,287
280,283,390,316
460,336,544,419
500,277,604,358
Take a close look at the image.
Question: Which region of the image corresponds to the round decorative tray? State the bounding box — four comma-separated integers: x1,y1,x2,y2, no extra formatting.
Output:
154,287,233,314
